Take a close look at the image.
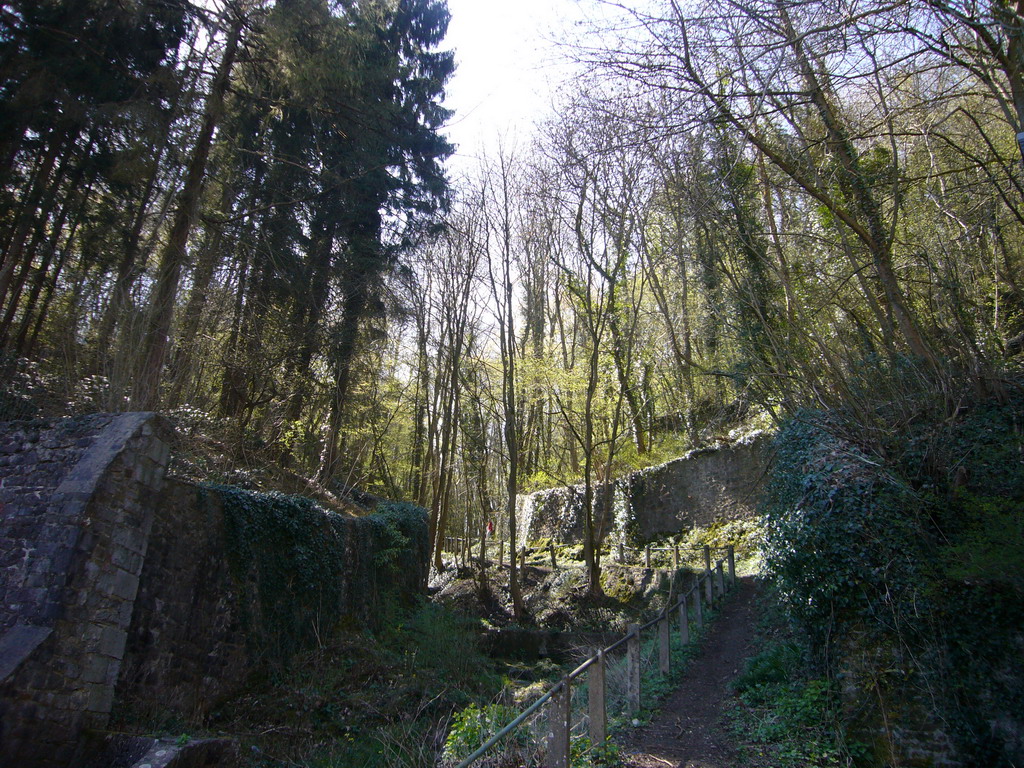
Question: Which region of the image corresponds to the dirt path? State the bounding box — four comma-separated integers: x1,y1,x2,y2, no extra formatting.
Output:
617,577,760,768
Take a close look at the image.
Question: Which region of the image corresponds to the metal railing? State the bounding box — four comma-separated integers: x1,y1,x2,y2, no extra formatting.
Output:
450,545,738,768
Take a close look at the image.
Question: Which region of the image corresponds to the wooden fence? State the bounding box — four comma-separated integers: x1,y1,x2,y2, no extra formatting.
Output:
441,535,733,575
449,545,738,768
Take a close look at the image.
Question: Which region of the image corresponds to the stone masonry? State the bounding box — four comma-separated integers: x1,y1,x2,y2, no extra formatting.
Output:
0,412,431,767
517,433,770,544
0,413,171,767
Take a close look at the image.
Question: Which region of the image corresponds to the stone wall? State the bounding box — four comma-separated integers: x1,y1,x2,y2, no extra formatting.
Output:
0,413,430,767
517,433,769,544
0,413,172,767
112,479,248,725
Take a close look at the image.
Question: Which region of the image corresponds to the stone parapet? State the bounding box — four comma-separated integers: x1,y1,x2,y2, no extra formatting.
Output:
0,412,172,767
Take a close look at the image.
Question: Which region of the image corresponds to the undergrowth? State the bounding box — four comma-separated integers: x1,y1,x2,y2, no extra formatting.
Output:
728,603,859,768
439,579,729,768
211,600,502,768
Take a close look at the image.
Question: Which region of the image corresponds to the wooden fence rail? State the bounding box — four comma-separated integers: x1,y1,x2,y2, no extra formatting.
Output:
451,547,738,768
441,536,731,574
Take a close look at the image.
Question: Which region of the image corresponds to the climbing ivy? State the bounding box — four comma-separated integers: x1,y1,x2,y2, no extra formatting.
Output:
760,415,930,648
760,398,1024,764
208,485,428,665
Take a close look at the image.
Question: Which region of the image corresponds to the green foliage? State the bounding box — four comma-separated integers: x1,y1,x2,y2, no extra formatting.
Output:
392,601,496,693
731,672,848,767
570,736,623,768
213,597,499,768
760,394,1024,764
214,485,428,665
732,640,803,694
442,702,529,764
942,492,1024,588
760,415,928,647
370,501,425,573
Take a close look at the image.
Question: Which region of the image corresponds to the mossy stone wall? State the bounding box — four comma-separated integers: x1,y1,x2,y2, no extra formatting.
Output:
518,434,769,545
0,413,430,766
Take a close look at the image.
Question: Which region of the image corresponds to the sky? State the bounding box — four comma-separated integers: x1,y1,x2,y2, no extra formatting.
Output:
440,0,592,172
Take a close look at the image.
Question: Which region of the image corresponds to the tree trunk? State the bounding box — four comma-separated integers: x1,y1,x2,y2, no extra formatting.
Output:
131,20,241,409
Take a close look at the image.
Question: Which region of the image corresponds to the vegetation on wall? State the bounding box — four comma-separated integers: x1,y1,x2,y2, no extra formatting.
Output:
3,1,1024,759
760,391,1024,765
3,0,1024,593
215,484,429,663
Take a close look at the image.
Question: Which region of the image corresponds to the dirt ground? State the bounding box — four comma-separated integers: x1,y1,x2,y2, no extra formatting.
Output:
616,577,760,768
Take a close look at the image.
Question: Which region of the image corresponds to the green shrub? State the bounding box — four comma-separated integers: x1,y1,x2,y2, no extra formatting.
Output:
442,702,529,764
570,736,622,767
760,394,1024,765
213,485,428,665
732,640,803,699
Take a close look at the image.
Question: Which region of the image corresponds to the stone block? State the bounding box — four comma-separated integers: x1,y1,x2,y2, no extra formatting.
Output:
82,655,109,684
112,568,140,601
0,623,53,682
82,622,105,644
98,625,127,660
111,527,146,555
86,684,114,714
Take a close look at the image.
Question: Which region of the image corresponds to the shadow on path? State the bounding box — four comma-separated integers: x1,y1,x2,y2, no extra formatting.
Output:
617,576,760,768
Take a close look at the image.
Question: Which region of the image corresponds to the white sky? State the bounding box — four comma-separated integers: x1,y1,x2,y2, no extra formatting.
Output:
440,0,591,173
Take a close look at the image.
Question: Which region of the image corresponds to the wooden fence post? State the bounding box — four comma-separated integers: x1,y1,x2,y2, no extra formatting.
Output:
548,678,571,768
520,547,527,570
499,540,504,568
659,612,671,675
704,568,713,605
716,560,725,597
627,624,641,714
550,541,557,570
618,541,625,563
693,584,704,629
589,650,607,745
703,544,711,573
727,545,736,585
678,595,689,645
645,545,651,569
673,544,679,569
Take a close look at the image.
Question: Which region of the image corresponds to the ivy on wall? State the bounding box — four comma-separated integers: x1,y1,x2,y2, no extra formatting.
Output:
760,399,1024,765
209,485,428,665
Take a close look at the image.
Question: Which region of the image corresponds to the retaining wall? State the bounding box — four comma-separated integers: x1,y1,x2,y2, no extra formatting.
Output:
0,413,429,767
517,433,770,544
